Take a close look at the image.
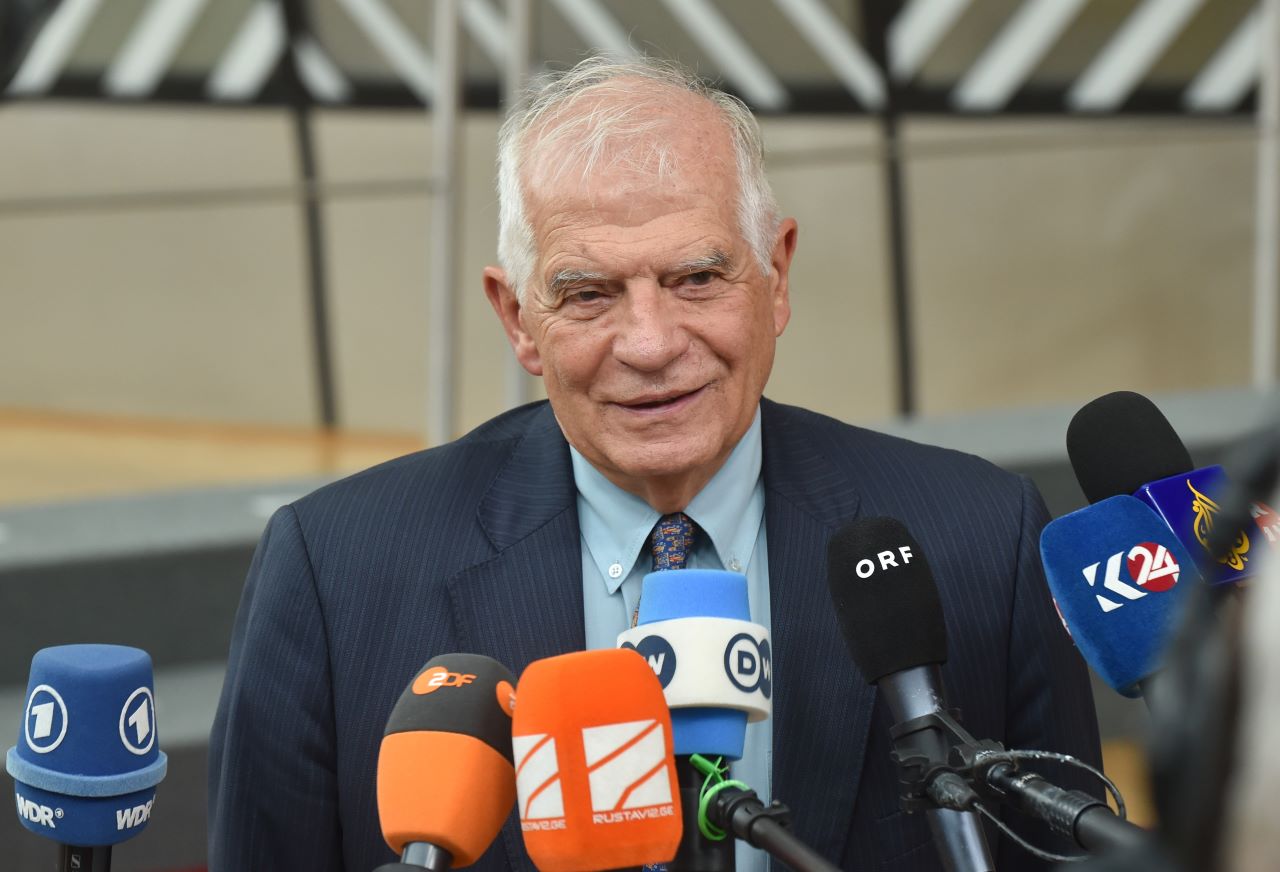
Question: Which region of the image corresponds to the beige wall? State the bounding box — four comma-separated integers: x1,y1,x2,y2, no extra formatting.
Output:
0,103,1261,438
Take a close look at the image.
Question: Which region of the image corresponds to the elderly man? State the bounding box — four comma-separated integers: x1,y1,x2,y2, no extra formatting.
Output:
210,57,1101,871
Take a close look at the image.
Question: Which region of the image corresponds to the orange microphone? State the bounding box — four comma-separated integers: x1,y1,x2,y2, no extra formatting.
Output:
512,648,682,872
375,654,518,872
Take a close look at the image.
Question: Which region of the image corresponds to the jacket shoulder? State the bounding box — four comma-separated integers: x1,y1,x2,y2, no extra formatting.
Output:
284,402,551,572
763,398,1023,494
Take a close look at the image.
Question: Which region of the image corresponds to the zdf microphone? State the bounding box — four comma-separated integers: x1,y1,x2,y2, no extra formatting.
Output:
6,645,168,872
375,654,517,872
512,648,681,872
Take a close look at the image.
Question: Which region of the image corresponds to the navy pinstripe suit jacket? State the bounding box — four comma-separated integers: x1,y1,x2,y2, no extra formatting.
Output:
209,398,1102,871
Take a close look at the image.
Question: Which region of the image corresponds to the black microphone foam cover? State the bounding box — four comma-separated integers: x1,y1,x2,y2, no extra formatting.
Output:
827,517,947,684
1066,391,1194,505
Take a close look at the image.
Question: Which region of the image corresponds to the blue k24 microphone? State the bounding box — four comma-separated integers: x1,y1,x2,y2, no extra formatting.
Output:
1040,496,1199,698
6,645,168,871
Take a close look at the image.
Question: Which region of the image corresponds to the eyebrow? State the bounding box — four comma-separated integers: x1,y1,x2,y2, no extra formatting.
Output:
547,267,609,300
544,250,735,300
672,250,733,276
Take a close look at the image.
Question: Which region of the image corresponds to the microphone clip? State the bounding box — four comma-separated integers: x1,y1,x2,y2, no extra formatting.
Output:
887,708,1001,813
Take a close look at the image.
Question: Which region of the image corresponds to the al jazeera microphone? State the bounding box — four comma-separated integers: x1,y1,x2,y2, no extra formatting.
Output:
512,648,682,872
374,654,518,872
6,645,168,872
1067,390,1279,583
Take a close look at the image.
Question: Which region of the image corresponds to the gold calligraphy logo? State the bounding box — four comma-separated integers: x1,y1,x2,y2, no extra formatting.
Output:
1187,480,1250,571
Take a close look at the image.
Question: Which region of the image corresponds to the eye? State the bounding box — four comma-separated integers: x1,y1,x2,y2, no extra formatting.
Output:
568,288,604,304
685,271,716,286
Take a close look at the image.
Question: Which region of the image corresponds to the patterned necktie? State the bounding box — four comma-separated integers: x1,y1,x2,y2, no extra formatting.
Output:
651,512,696,572
641,512,697,872
632,512,697,628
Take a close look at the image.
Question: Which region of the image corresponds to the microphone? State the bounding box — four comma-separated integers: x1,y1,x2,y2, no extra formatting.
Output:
1039,495,1199,699
1067,391,1277,582
617,569,771,871
374,654,518,872
826,517,995,872
5,645,168,872
512,648,681,872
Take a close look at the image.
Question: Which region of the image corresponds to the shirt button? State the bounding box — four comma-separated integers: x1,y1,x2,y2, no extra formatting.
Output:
728,559,742,572
608,563,624,579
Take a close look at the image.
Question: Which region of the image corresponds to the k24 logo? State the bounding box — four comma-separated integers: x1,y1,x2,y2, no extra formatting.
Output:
1083,541,1181,613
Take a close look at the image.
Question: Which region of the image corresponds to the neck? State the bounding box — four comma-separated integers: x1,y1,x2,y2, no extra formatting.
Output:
608,448,738,513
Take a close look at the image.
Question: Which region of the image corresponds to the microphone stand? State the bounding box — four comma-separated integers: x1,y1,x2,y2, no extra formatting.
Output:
704,786,840,872
679,756,840,872
374,842,452,872
890,708,1147,856
60,844,110,872
671,757,735,872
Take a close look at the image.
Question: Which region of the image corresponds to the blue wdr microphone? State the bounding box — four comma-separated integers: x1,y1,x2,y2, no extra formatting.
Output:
6,645,168,872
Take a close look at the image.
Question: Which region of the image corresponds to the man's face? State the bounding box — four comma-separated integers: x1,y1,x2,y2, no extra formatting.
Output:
486,108,796,503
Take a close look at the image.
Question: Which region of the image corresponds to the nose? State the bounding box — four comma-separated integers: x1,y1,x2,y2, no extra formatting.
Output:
612,281,690,372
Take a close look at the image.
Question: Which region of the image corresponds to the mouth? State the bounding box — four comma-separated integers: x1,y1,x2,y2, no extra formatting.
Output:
614,385,707,414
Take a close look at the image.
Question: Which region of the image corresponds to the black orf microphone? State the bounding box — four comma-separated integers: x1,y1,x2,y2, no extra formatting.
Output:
827,517,995,872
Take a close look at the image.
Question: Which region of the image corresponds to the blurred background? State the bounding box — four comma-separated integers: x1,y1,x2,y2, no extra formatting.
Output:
1,0,1277,868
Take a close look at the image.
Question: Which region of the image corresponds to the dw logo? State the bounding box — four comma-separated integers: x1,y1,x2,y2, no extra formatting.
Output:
724,634,771,698
619,636,677,688
1083,541,1181,613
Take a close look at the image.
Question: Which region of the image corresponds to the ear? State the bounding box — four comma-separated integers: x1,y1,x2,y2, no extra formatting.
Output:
484,266,543,376
769,218,798,337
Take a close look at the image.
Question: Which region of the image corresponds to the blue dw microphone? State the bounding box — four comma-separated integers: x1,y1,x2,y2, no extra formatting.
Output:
619,569,771,758
618,569,771,872
6,645,168,872
1040,496,1199,699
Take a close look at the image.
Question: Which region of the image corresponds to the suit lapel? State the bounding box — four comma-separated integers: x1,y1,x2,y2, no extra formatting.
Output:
446,402,586,674
445,404,585,872
761,399,874,862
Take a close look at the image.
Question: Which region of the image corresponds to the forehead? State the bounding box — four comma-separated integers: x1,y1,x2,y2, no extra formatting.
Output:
521,93,742,274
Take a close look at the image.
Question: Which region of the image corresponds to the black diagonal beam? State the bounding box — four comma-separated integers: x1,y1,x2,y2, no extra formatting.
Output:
861,0,916,417
280,0,338,429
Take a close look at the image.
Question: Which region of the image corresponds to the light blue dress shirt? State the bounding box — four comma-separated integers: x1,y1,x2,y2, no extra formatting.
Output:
572,408,772,872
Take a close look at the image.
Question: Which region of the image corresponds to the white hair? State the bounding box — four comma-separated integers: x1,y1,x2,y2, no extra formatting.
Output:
496,56,781,303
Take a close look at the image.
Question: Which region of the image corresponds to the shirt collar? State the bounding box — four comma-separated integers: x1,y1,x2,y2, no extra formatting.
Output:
570,408,764,595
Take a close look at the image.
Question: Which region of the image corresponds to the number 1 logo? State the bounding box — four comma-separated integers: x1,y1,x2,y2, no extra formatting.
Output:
24,685,68,754
118,687,156,755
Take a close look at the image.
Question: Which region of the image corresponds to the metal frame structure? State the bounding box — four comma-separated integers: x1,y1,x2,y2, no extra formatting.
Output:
1,0,1275,435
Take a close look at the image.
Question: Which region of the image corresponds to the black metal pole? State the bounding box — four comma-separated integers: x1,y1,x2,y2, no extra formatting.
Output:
280,0,338,429
59,844,111,871
859,0,917,417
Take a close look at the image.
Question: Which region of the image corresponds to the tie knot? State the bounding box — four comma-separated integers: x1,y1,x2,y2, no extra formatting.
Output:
651,512,696,572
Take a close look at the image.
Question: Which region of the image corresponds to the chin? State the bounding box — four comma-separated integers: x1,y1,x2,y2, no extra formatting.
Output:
613,439,721,481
